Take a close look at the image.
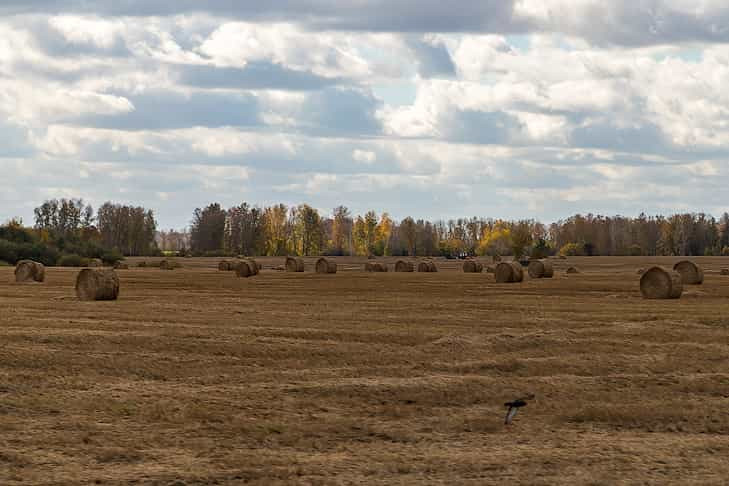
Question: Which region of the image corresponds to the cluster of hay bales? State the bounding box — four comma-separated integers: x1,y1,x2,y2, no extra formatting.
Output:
494,262,523,283
394,260,414,272
15,260,45,283
527,260,553,279
75,269,119,301
417,261,438,273
673,260,703,285
236,259,260,278
640,266,683,299
462,260,483,273
315,258,337,274
285,257,305,272
365,262,388,272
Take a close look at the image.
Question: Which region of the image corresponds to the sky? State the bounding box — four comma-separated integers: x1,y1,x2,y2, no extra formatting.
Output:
3,1,729,229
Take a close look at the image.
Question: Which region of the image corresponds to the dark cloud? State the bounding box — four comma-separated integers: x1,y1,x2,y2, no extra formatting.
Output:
73,91,261,130
178,62,343,91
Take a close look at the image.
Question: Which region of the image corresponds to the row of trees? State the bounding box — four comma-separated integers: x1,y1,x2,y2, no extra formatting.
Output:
0,199,159,266
185,202,729,258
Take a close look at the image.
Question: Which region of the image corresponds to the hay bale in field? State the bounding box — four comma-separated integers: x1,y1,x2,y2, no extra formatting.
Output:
462,260,483,273
640,266,683,299
721,268,729,276
315,257,337,274
247,259,260,274
87,258,102,267
137,261,147,268
235,260,259,278
365,262,388,272
394,260,414,272
417,261,438,272
566,267,580,274
159,259,179,270
285,256,305,272
494,262,524,283
113,261,129,270
218,260,232,271
528,259,554,279
14,260,45,283
673,260,704,285
75,269,119,301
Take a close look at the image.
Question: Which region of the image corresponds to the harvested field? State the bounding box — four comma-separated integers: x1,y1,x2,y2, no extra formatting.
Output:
2,256,729,484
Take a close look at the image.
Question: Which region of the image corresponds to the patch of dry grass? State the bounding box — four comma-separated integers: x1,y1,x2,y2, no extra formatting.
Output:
1,256,729,483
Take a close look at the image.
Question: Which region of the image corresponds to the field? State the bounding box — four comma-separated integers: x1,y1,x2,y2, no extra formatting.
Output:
2,256,729,485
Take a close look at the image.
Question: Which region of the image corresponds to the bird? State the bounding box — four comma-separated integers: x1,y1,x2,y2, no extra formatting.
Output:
504,393,535,425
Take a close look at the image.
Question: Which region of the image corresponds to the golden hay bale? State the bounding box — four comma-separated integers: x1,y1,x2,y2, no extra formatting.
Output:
75,269,119,301
494,262,523,283
527,259,554,279
462,260,483,273
640,266,683,299
87,258,102,268
417,261,438,272
673,260,704,285
285,257,305,272
566,267,580,274
721,269,729,276
235,260,259,278
315,257,337,274
365,262,388,272
14,260,45,283
394,260,414,272
113,261,129,270
159,259,179,270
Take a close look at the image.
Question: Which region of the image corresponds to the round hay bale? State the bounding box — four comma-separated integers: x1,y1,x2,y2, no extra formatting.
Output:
315,258,337,274
417,261,438,272
462,260,483,273
75,269,119,301
14,260,45,283
640,266,683,299
673,260,704,285
235,260,258,278
87,258,102,268
566,267,580,274
113,261,129,270
394,260,414,272
527,260,554,279
721,268,729,276
137,261,147,268
218,260,232,271
365,262,387,272
159,259,177,270
247,259,260,275
285,257,305,272
494,262,524,283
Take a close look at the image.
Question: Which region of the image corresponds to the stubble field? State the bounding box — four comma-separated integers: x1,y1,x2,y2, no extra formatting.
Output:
1,256,729,485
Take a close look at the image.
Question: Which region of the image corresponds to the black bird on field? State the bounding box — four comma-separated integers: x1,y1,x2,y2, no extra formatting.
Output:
504,393,535,425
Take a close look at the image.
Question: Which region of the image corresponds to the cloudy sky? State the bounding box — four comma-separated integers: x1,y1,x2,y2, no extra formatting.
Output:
2,1,729,228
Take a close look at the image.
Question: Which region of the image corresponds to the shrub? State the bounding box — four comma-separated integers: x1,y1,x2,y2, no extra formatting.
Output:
101,249,124,266
531,238,552,259
559,242,584,257
722,246,729,256
57,254,89,267
0,260,10,266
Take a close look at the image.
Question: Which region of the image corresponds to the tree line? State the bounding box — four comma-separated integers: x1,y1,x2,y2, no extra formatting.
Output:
179,202,729,258
0,199,158,266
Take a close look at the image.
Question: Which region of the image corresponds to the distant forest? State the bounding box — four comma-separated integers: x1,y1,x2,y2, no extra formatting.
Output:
3,199,729,266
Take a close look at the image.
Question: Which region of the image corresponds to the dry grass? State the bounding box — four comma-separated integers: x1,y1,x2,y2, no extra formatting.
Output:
2,256,729,484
